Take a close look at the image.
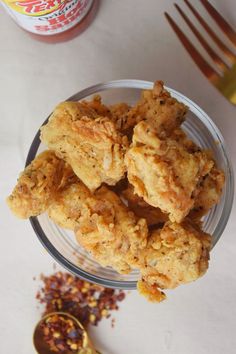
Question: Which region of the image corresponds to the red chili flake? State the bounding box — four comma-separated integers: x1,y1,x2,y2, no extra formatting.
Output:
40,314,83,352
36,272,126,328
111,318,115,328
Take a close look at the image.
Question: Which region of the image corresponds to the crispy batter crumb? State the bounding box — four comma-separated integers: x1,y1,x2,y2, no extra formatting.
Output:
137,279,166,302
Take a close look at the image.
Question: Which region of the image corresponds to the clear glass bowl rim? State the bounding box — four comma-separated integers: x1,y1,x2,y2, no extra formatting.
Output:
26,79,234,289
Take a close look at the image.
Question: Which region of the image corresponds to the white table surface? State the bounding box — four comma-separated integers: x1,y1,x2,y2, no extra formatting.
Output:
0,1,236,353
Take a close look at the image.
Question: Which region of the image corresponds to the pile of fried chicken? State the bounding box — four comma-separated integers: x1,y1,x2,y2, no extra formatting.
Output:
7,81,225,302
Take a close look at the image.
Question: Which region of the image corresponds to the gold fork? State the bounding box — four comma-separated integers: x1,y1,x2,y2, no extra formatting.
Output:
165,0,236,105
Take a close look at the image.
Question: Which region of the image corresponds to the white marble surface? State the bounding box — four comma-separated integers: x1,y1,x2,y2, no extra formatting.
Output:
0,1,236,353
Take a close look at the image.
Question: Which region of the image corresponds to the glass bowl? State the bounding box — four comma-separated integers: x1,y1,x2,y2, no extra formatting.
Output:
26,80,234,290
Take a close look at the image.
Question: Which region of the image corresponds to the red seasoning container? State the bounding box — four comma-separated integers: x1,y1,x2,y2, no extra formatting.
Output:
1,0,98,43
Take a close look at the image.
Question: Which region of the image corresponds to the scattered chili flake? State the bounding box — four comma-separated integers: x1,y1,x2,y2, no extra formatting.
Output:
111,318,115,328
40,314,83,352
36,272,126,328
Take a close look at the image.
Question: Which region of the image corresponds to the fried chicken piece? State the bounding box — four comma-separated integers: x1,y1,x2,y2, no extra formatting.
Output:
137,221,211,302
121,184,168,226
40,101,129,192
125,121,214,223
82,95,133,134
75,186,148,274
7,151,65,218
127,81,188,137
82,95,112,118
190,166,225,219
48,180,91,230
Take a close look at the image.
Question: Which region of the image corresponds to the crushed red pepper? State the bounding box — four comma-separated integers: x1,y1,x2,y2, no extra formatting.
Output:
36,271,126,327
40,314,83,352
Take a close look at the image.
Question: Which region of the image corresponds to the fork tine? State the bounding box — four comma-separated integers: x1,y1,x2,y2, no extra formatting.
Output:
174,3,228,72
184,0,236,64
165,12,220,84
200,0,236,46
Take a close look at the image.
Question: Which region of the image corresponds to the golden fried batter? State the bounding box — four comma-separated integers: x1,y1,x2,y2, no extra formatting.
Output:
109,102,133,135
82,95,133,134
137,221,211,301
75,186,148,274
137,279,166,302
125,121,214,222
40,102,128,192
48,181,91,230
190,166,225,219
82,95,112,118
121,184,168,226
127,81,188,137
7,151,65,219
170,128,201,153
57,161,78,190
